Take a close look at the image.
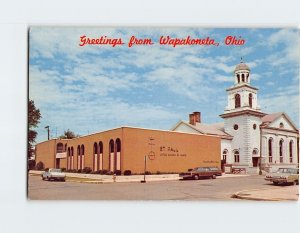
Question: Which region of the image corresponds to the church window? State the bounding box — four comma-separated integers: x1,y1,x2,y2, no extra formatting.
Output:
235,94,241,108
249,93,253,108
234,151,240,163
237,74,240,83
279,139,284,163
289,140,293,163
268,138,273,163
222,150,228,163
242,74,245,82
253,124,257,130
233,124,238,130
279,122,284,128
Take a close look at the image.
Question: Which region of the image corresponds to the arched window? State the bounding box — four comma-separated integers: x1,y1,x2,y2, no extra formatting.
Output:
289,140,293,163
252,149,258,156
235,94,241,108
279,139,284,163
237,74,240,83
77,145,80,155
93,142,98,154
234,151,240,163
81,144,85,155
109,139,115,171
93,142,98,171
67,147,71,170
116,138,121,152
99,141,103,153
268,138,273,163
71,147,74,170
222,150,228,163
56,143,64,153
249,93,253,108
242,74,245,82
77,145,81,170
99,141,103,171
279,122,284,128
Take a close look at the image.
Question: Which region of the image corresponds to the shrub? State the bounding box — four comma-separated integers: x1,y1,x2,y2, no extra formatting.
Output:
124,170,132,176
36,161,44,171
188,168,193,172
82,167,92,174
156,171,161,175
77,169,82,173
44,168,49,172
61,168,66,172
114,170,121,176
145,171,152,175
101,169,108,175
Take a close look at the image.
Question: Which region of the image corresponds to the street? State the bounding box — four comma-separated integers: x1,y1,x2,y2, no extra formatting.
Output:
27,174,298,200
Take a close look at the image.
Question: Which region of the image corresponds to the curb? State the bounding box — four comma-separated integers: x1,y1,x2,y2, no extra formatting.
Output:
232,188,298,201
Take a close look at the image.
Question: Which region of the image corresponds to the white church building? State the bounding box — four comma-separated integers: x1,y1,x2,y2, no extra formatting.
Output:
172,60,299,173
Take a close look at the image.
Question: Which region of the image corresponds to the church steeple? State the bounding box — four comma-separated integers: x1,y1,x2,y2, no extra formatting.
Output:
222,60,261,113
234,58,251,85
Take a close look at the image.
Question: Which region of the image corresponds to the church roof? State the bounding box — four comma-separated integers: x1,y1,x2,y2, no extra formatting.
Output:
172,121,233,139
261,112,283,123
234,62,250,72
261,112,299,132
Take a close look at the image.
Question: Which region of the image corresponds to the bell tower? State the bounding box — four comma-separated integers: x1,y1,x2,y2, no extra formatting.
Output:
224,58,261,113
220,59,266,170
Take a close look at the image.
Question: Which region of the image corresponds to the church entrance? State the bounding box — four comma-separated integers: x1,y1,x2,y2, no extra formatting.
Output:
252,157,259,167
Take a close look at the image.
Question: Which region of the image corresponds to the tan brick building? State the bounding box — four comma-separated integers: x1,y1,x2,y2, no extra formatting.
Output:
35,126,221,174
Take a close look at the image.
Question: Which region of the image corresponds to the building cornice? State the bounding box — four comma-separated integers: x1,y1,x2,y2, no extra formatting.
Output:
220,109,267,119
226,84,258,92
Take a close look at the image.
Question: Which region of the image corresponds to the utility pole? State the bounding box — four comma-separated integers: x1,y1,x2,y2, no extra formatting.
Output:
45,126,50,140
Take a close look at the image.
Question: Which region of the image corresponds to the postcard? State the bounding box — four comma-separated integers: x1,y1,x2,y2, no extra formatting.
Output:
28,27,299,200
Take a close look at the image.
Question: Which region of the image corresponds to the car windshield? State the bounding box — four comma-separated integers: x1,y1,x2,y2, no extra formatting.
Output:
276,168,295,174
50,169,61,172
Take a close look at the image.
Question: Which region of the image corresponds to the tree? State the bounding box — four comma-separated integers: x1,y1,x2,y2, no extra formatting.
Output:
59,129,77,139
28,100,41,159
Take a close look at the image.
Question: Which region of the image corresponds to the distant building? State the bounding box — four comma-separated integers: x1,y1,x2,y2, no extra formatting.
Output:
172,61,299,173
35,127,221,174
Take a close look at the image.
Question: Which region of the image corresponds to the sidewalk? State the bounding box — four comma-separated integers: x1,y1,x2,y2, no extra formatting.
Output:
29,170,249,183
233,185,299,201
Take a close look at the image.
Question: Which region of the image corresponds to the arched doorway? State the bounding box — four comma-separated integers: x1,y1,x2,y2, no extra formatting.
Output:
252,148,259,167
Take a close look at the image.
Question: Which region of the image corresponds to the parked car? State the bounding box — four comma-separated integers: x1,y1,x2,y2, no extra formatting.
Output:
207,167,222,176
179,167,221,180
265,168,299,185
42,168,66,181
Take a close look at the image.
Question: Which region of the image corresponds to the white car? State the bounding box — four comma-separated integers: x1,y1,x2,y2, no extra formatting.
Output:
42,168,66,181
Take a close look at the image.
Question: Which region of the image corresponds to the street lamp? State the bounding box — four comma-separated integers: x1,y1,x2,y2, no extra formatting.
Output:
141,155,147,183
45,126,50,140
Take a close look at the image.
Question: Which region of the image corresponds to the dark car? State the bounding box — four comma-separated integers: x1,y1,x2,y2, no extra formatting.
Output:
179,167,221,180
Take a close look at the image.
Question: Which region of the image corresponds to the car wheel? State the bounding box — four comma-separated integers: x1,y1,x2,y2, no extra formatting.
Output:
194,175,199,180
212,174,216,179
42,176,45,180
48,176,51,181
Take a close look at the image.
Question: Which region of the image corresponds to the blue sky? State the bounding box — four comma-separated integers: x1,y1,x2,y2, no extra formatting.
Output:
29,27,299,143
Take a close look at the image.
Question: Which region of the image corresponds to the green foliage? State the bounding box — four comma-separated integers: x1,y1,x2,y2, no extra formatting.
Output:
36,161,44,170
82,167,92,174
28,100,41,159
123,170,132,176
59,129,77,139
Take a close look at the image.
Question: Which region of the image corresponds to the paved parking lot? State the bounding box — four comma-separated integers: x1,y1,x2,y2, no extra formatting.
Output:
27,174,298,200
